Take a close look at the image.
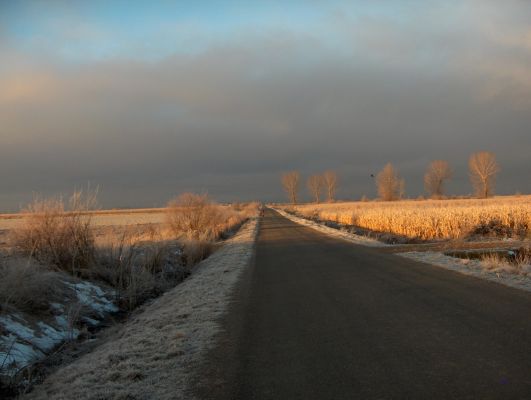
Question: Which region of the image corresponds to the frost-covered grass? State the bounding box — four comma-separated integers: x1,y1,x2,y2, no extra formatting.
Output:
401,249,531,293
284,195,531,241
23,217,258,400
1,195,259,396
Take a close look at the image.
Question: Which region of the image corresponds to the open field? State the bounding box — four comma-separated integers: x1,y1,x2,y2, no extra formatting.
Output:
0,209,168,249
283,195,531,241
1,199,259,395
0,209,167,231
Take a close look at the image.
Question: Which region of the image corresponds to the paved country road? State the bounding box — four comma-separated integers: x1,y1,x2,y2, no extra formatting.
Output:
194,209,531,399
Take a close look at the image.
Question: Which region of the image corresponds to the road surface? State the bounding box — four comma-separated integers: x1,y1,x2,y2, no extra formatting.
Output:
194,209,531,399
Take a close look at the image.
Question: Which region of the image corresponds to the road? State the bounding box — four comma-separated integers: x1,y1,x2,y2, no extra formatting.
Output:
194,209,531,399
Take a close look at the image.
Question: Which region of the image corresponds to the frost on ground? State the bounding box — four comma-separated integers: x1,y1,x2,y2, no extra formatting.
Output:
0,280,118,378
273,208,387,247
401,251,531,293
24,217,258,400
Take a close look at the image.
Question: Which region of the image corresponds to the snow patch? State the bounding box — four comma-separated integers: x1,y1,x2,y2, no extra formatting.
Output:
1,280,118,378
64,281,119,316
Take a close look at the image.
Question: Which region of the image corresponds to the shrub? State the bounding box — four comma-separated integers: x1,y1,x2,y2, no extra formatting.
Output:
0,259,64,314
166,193,253,241
166,193,223,241
10,191,97,276
93,228,183,310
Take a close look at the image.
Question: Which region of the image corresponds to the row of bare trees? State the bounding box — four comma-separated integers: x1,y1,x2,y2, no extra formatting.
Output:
282,170,338,204
282,151,500,203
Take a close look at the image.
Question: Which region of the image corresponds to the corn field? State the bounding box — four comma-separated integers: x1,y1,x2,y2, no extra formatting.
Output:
288,196,531,240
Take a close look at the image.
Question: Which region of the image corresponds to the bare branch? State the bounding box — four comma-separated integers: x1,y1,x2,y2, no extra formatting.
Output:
307,175,324,203
322,170,338,202
376,163,404,201
282,171,300,204
469,152,500,198
424,160,452,198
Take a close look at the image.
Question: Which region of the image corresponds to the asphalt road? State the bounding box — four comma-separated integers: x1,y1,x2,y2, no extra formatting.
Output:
195,209,531,399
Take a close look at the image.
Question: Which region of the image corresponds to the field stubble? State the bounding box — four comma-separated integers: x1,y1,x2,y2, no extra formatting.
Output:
288,196,531,241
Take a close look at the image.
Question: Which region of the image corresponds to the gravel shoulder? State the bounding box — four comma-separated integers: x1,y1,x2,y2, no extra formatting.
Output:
24,217,258,400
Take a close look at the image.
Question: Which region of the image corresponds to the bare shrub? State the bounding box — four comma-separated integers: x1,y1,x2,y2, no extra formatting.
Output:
93,227,182,310
0,259,64,314
181,240,216,266
281,171,300,204
469,151,500,198
376,163,404,201
166,193,252,242
424,160,452,198
322,170,338,202
10,191,97,276
166,193,224,241
307,175,324,203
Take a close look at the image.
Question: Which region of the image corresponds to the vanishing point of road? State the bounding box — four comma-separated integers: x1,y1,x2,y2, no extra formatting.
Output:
195,209,531,399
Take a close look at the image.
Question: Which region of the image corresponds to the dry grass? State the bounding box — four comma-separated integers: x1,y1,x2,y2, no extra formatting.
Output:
9,192,97,276
23,218,259,400
0,259,64,314
286,195,531,241
166,194,258,241
5,192,259,312
166,196,258,267
480,249,531,275
93,226,184,310
0,194,259,397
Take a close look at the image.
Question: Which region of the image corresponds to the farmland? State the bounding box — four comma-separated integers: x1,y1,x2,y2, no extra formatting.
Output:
283,195,531,241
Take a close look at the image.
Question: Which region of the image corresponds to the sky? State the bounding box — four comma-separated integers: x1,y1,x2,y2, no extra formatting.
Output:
1,0,530,211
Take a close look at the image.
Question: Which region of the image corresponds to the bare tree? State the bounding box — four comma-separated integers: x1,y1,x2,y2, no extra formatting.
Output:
282,171,300,204
322,170,338,202
376,163,403,201
307,175,324,203
424,160,452,198
469,151,500,198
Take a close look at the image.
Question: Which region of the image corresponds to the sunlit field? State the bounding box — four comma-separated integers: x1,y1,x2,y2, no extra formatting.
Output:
285,195,531,241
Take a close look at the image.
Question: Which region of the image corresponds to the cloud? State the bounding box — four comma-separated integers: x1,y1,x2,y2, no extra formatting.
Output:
0,1,530,210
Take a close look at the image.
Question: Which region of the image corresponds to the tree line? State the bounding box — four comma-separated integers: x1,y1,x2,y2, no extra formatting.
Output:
281,151,501,203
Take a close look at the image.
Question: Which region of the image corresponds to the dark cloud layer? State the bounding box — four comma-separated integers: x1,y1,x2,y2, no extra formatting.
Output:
1,2,530,211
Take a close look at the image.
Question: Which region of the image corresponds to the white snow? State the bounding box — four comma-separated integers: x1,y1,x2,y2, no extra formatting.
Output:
64,281,119,316
0,336,43,373
273,208,387,247
0,315,37,343
1,280,118,378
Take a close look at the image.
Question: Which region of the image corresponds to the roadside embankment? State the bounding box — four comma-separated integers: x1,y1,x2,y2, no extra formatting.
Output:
24,217,258,400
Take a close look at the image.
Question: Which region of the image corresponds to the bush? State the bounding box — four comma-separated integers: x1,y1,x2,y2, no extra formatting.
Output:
0,259,64,314
166,193,223,241
93,228,186,310
166,193,253,241
10,191,97,276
